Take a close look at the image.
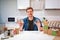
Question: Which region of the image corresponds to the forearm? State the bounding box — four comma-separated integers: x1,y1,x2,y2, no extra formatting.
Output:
38,26,43,31
19,25,23,31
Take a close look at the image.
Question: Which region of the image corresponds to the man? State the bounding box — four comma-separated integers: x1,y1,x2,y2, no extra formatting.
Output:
18,7,43,31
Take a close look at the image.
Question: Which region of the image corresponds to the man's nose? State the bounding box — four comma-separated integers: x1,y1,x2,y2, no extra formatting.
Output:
29,12,31,14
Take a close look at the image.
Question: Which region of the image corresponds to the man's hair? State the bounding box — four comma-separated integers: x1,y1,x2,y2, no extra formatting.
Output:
26,7,33,12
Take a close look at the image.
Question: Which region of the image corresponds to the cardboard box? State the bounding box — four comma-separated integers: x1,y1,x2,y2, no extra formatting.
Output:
44,28,60,36
48,29,52,35
13,28,19,34
53,36,60,40
57,30,60,36
15,28,19,34
44,29,48,34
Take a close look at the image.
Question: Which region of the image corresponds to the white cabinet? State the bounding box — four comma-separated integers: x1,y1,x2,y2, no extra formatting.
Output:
17,0,43,10
31,0,43,10
17,0,30,9
45,0,60,9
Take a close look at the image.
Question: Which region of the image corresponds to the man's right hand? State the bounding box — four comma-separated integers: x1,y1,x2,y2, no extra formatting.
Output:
17,19,24,31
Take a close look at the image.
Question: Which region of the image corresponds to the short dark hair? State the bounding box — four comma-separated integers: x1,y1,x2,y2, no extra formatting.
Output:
26,7,33,12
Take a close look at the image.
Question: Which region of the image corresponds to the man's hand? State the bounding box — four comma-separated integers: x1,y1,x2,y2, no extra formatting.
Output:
17,19,24,31
35,20,43,31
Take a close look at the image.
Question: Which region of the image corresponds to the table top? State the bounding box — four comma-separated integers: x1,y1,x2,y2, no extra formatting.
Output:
0,31,55,40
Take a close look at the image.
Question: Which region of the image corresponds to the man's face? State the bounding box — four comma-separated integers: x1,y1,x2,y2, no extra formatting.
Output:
26,9,33,17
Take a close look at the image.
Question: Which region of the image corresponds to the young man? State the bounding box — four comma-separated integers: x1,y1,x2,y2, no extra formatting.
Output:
18,7,43,31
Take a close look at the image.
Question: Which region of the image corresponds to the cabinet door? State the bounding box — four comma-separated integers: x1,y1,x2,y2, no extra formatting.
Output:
45,0,60,9
17,0,30,9
31,0,44,10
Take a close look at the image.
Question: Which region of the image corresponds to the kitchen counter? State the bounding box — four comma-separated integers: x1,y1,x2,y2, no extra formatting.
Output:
0,31,55,40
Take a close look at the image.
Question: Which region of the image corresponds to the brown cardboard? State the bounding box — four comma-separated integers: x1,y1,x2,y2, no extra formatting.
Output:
44,29,48,34
48,29,52,35
15,28,19,34
53,36,60,40
57,31,60,36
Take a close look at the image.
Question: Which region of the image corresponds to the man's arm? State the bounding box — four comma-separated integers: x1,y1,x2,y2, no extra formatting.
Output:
35,19,43,31
17,19,24,31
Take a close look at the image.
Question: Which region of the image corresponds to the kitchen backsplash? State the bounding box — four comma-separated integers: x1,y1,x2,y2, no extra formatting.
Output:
15,16,60,22
0,0,60,23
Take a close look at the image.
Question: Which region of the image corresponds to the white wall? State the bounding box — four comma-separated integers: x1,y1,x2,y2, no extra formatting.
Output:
0,1,2,23
0,0,60,23
0,0,18,23
0,0,27,23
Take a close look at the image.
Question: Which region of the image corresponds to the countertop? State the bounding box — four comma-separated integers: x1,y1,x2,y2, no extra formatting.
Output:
0,31,55,40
